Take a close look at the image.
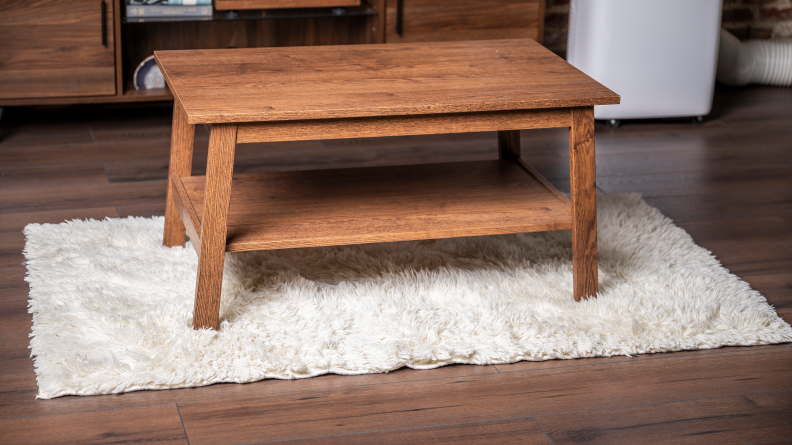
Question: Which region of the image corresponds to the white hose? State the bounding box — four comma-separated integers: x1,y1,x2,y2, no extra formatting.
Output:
717,28,792,87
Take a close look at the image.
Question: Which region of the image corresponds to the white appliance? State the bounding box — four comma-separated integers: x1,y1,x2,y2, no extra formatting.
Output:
567,0,723,126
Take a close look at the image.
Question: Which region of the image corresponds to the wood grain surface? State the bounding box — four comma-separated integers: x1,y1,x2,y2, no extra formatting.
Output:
284,417,553,444
538,391,792,444
498,129,571,207
0,403,188,445
214,0,360,10
236,108,571,143
176,160,572,252
175,348,792,444
569,107,597,301
192,124,237,330
172,174,202,255
163,101,195,247
497,129,521,160
155,39,619,124
385,0,544,45
1,86,790,444
0,0,116,101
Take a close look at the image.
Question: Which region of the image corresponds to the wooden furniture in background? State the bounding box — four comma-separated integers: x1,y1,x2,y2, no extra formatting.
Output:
0,0,117,100
386,0,543,44
0,0,544,106
156,39,619,330
214,0,361,11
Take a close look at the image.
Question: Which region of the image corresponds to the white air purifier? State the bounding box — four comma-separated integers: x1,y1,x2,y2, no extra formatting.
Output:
567,0,722,126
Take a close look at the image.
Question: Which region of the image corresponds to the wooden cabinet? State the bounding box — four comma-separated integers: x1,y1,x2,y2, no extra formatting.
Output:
0,0,544,105
385,0,544,44
0,0,117,100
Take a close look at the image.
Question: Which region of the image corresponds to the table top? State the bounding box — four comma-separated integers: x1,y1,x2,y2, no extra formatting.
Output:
155,39,619,125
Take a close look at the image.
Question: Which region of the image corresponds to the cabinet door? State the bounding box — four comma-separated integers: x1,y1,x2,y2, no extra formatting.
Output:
0,0,116,100
385,0,543,44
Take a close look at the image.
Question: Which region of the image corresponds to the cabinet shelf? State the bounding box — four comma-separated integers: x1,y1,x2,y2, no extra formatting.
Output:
122,1,376,24
171,159,573,252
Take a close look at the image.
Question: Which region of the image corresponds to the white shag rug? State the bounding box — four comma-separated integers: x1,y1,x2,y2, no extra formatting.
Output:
24,193,792,399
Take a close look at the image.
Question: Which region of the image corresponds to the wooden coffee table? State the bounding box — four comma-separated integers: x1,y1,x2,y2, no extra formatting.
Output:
155,39,619,330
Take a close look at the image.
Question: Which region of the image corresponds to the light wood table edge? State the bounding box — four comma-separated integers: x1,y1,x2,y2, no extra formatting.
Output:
233,108,572,143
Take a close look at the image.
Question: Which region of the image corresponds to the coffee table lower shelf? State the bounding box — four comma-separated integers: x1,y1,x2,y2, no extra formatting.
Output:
170,160,573,253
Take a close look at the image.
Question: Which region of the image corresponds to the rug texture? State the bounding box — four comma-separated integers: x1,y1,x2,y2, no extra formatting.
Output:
24,193,792,399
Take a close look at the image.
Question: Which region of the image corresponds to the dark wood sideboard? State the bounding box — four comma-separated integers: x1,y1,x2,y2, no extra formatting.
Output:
0,0,544,106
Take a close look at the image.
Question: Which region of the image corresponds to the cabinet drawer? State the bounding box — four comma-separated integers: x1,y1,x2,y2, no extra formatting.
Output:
386,0,543,44
0,0,116,100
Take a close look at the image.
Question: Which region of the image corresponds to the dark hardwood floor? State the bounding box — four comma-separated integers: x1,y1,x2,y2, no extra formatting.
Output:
0,86,790,444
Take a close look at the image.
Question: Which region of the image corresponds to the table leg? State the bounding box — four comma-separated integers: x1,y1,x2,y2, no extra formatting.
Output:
569,106,598,301
193,123,237,330
163,102,195,247
498,130,521,159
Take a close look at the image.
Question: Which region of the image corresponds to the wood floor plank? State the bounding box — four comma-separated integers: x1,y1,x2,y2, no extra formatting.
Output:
116,204,166,218
0,403,188,445
0,141,173,169
89,118,174,143
742,273,792,309
0,208,119,240
176,348,792,445
767,145,792,163
0,299,31,336
493,344,784,373
0,181,167,215
285,417,553,445
679,217,792,247
0,85,790,444
644,189,792,223
0,374,37,404
0,364,498,421
775,307,792,324
710,243,792,277
589,116,792,150
597,166,792,198
525,139,788,183
0,164,108,191
0,267,27,301
0,335,33,376
0,287,28,301
0,240,24,268
536,391,792,445
0,123,93,148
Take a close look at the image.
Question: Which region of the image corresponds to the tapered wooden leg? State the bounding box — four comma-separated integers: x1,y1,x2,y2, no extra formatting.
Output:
498,130,521,159
163,101,195,247
193,123,237,330
569,107,598,301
